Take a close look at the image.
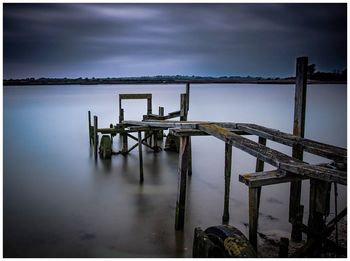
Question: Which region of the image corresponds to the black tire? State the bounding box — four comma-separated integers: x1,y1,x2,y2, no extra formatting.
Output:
204,225,257,258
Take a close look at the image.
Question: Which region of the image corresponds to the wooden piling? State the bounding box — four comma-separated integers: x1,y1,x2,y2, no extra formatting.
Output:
249,187,260,251
278,237,289,257
180,93,187,120
158,106,165,140
122,131,128,155
222,142,232,224
186,83,190,112
175,136,189,230
119,108,124,124
247,137,266,249
289,56,308,242
93,115,98,159
138,131,144,183
88,111,92,145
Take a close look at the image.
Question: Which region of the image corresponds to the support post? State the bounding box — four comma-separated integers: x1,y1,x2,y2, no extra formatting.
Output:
222,142,232,224
88,111,92,145
122,131,128,155
138,131,144,183
186,82,190,114
247,137,266,250
175,136,189,230
93,115,98,159
307,179,331,256
147,97,152,115
180,93,187,121
249,187,259,252
289,56,308,241
278,237,289,257
158,106,164,140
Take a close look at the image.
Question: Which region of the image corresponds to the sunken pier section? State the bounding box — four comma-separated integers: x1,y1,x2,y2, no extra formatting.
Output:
88,57,346,257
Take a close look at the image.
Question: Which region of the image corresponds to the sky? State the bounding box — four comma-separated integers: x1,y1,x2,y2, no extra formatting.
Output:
3,3,347,79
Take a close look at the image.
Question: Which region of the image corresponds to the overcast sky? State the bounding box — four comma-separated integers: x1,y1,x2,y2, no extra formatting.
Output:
3,3,347,79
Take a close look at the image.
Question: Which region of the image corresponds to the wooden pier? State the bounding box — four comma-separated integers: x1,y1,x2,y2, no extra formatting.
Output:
88,57,346,257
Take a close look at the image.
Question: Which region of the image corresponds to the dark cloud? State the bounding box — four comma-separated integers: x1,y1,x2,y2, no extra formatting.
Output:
3,3,347,79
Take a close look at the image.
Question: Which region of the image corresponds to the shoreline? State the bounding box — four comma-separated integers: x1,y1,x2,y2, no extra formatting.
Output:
3,79,347,86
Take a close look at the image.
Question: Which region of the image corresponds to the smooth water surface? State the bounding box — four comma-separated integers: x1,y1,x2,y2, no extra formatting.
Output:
4,84,347,257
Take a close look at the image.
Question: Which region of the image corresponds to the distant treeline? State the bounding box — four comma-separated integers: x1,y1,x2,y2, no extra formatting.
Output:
3,69,346,86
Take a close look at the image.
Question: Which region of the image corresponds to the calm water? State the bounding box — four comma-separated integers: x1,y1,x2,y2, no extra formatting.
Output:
4,84,347,257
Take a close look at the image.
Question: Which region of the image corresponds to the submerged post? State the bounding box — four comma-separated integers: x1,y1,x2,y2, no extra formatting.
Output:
247,136,267,250
175,136,189,230
93,115,98,159
222,142,232,224
88,111,92,145
138,131,144,183
289,56,308,241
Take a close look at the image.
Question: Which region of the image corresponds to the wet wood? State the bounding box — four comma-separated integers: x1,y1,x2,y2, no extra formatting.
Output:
123,120,238,129
119,93,152,100
278,237,289,257
249,187,259,251
175,136,189,230
198,124,346,185
239,170,306,188
186,83,190,113
138,131,144,183
222,142,232,224
93,115,98,159
169,128,249,136
88,111,92,145
237,123,346,163
180,93,187,120
290,56,308,242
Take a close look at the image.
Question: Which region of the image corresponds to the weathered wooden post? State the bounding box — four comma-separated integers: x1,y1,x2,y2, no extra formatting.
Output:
158,106,164,140
180,93,192,176
278,237,289,257
248,137,266,250
289,56,308,241
249,187,259,251
175,136,189,230
186,82,190,111
222,142,232,224
121,131,128,155
93,115,98,159
88,111,92,145
138,131,144,183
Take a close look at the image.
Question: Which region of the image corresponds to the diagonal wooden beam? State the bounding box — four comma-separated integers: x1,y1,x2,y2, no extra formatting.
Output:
198,124,346,185
237,123,346,163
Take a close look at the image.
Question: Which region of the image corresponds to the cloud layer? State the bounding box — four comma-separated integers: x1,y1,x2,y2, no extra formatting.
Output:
4,3,347,79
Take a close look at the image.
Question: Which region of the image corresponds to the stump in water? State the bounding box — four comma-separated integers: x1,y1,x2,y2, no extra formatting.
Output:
99,135,112,159
164,133,179,152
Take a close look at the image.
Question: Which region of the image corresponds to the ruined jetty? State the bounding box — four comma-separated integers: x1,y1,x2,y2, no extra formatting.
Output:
88,57,346,257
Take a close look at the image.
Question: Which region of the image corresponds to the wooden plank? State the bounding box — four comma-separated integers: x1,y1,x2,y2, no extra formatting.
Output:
123,120,238,129
138,131,144,183
222,142,232,224
239,170,306,188
175,136,189,230
119,93,152,100
198,124,346,185
169,128,249,136
237,123,346,162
